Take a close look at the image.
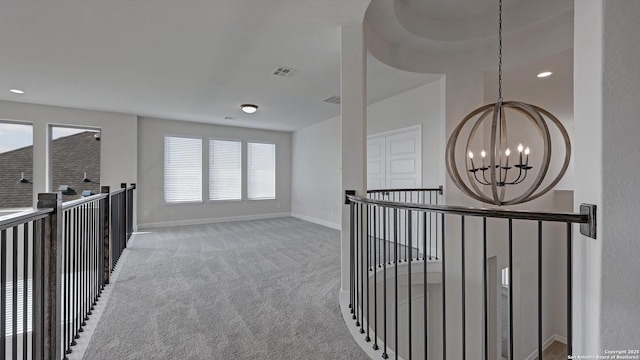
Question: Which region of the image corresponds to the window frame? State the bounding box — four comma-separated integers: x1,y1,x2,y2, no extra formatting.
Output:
246,141,277,201
163,134,204,205
48,124,102,193
0,120,35,211
208,137,243,203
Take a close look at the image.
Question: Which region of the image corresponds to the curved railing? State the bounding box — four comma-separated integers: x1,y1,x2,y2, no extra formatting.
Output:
343,189,595,359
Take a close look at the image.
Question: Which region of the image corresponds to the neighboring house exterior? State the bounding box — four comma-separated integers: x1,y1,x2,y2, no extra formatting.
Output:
0,141,33,208
0,131,100,208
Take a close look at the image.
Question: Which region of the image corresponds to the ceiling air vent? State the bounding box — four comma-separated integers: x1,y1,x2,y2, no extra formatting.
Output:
323,95,341,105
272,66,298,78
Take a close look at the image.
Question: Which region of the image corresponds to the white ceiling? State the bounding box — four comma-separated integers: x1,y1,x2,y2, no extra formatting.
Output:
0,0,441,132
484,49,574,123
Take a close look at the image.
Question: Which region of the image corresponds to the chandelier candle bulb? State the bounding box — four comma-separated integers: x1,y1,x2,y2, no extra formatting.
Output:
468,151,476,170
518,143,524,165
504,148,511,168
481,150,486,167
525,146,530,165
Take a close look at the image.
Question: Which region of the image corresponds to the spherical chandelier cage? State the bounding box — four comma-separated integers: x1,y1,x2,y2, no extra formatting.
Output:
445,101,571,206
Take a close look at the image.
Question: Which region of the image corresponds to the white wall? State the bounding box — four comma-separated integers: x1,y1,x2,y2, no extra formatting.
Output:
0,100,138,203
137,116,292,229
367,78,444,187
291,116,341,229
573,0,640,353
291,80,445,229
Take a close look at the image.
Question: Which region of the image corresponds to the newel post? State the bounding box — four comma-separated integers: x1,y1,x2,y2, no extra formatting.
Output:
34,192,63,360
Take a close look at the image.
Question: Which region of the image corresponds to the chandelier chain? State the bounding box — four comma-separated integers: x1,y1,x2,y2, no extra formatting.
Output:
498,0,503,103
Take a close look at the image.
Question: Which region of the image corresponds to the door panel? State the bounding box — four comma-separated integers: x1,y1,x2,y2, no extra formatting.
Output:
367,137,386,190
385,128,421,189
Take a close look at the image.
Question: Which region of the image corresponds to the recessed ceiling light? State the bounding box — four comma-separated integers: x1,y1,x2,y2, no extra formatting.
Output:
9,89,25,94
537,71,553,78
241,104,258,114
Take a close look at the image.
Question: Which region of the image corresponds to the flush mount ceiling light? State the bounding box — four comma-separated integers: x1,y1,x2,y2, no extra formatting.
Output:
537,71,553,78
9,89,24,94
241,104,258,114
445,0,571,206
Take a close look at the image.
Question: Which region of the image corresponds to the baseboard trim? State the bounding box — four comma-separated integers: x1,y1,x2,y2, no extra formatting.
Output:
524,334,567,360
291,213,341,230
138,212,291,230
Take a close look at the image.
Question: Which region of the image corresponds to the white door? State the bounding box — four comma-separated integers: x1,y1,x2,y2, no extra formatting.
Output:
367,125,422,189
368,126,422,259
367,137,386,190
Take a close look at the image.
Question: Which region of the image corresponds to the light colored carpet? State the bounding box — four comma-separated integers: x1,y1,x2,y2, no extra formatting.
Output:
82,217,369,360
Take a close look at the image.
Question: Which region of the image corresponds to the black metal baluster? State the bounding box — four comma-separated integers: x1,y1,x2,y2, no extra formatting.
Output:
13,227,19,360
538,221,543,360
373,206,379,350
366,204,371,343
360,203,364,334
1,230,6,359
354,204,359,323
84,204,89,323
408,211,412,360
404,193,408,262
65,211,71,355
99,198,104,291
483,218,488,360
81,205,86,331
424,210,428,360
567,223,573,357
85,204,89,321
429,192,433,260
383,207,388,359
394,209,398,360
350,202,354,315
435,195,439,260
423,211,427,261
388,200,391,265
89,203,94,315
379,204,383,268
508,219,513,360
441,213,446,360
461,216,466,360
39,219,44,360
94,203,98,307
23,223,29,360
73,207,79,344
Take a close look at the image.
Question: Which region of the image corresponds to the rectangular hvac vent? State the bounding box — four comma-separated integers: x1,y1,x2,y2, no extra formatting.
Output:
273,66,298,77
323,95,341,104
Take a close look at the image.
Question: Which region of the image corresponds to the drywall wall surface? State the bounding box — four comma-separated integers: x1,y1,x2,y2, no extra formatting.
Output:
367,79,444,187
137,117,292,228
0,100,137,204
573,0,603,354
599,0,640,352
291,116,341,229
291,79,445,229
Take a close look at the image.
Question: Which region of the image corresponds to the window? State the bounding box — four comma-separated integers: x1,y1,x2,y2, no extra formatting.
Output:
0,122,33,210
247,142,276,200
164,136,202,203
50,126,101,201
501,267,509,287
209,139,241,200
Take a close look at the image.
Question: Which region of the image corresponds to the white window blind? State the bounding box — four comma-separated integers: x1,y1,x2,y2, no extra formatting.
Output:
209,139,242,200
247,142,276,200
164,136,202,203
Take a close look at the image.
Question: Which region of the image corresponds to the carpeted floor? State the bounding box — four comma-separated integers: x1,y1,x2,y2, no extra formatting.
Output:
82,217,369,360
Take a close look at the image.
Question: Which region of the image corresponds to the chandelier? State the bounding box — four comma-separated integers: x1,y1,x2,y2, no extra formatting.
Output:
445,0,571,206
